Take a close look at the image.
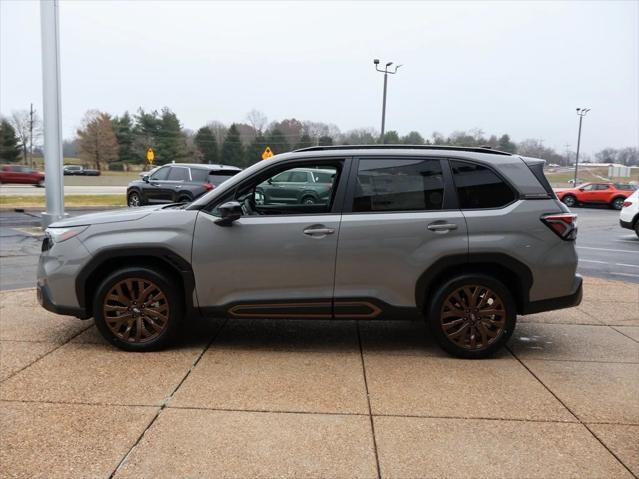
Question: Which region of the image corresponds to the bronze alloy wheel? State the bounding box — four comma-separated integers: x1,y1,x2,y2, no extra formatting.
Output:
102,278,170,344
440,285,506,351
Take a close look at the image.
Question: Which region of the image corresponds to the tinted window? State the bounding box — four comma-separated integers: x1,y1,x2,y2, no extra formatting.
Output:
190,168,209,182
150,166,170,181
451,161,516,209
167,167,189,181
313,171,334,183
289,171,309,183
353,159,444,212
581,184,595,191
615,183,636,191
594,184,609,190
272,171,291,183
208,172,238,186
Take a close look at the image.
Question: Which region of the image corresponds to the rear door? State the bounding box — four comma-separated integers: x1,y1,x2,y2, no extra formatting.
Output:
334,157,468,317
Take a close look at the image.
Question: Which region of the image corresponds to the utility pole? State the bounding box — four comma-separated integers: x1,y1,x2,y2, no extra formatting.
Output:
373,59,401,143
29,103,34,169
573,108,591,185
40,0,66,226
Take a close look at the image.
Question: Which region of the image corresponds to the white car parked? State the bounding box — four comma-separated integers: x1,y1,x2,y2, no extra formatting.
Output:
619,189,639,238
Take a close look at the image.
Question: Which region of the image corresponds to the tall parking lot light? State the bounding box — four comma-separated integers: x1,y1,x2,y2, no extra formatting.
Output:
40,0,65,226
573,107,590,186
373,59,401,143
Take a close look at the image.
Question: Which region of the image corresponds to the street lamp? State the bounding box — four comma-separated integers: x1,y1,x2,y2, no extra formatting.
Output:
373,59,402,142
573,107,591,185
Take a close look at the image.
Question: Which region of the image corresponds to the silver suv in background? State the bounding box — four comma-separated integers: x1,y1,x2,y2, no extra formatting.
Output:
37,146,582,358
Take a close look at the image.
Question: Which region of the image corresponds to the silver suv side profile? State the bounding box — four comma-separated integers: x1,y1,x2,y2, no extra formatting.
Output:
37,146,582,358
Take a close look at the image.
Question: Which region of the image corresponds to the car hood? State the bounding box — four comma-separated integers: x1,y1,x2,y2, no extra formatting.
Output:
48,205,164,227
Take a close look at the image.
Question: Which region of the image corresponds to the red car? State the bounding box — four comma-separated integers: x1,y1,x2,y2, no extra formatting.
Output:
0,165,45,187
555,182,635,210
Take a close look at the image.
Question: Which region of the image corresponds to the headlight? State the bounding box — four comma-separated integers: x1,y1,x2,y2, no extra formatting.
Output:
45,225,89,243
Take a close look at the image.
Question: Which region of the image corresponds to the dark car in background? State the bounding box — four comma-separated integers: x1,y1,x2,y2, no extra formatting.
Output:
126,163,241,206
255,167,336,205
0,165,45,186
63,165,100,176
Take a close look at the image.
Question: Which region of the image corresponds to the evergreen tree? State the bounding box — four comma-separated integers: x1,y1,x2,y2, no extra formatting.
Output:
194,126,219,164
156,107,188,164
498,134,517,153
381,131,401,144
244,133,268,166
221,124,244,167
0,119,22,163
318,135,333,146
133,108,161,164
266,128,289,154
296,134,312,149
112,111,135,164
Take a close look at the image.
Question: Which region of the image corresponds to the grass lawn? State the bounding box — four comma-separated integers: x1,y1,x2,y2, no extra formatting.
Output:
0,195,126,208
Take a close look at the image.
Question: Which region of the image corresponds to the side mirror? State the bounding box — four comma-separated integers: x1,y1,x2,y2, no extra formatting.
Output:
142,175,150,183
215,201,243,226
267,178,273,184
578,187,584,191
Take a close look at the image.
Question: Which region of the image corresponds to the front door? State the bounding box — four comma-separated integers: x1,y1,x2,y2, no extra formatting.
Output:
192,159,347,318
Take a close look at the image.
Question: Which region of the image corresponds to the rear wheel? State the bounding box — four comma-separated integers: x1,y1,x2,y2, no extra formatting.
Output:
635,221,639,239
426,274,516,359
93,267,183,351
562,195,577,208
301,196,316,205
611,197,625,210
128,191,142,207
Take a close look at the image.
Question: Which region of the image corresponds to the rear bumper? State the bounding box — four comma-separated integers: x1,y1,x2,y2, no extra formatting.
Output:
620,219,633,230
520,274,583,315
37,281,90,319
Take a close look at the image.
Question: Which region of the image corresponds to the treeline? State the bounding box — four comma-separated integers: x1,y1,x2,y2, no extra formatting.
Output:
1,107,638,169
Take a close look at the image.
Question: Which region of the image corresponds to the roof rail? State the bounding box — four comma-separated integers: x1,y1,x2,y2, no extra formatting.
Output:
293,144,512,156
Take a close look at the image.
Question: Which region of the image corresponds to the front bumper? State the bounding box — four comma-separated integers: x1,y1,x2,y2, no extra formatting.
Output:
520,274,583,315
37,281,90,319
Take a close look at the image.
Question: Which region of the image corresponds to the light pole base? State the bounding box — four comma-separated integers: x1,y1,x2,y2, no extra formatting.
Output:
41,211,68,228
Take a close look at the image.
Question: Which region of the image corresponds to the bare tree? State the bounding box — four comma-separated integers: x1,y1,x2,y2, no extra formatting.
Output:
76,110,119,171
246,109,268,134
206,121,228,147
10,108,42,166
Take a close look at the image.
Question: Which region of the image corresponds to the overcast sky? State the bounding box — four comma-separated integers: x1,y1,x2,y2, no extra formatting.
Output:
1,0,637,155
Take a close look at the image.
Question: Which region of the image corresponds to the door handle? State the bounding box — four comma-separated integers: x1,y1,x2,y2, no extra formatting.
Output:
427,222,458,232
303,226,335,236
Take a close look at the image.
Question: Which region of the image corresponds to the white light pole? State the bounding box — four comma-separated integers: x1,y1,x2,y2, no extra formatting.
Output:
40,0,65,226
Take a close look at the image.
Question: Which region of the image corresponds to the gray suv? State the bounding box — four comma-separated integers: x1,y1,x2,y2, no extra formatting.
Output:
37,146,582,358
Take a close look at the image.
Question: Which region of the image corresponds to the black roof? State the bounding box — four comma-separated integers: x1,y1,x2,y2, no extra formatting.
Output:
293,144,512,156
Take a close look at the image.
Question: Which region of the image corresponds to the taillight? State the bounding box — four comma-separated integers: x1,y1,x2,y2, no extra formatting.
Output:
203,183,215,191
541,213,578,241
623,201,632,208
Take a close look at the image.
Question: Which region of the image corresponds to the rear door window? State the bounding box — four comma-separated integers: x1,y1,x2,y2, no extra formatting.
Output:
353,158,444,212
450,161,516,209
167,167,190,181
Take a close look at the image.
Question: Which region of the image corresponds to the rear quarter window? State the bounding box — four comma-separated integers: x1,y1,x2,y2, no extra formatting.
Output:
450,160,516,209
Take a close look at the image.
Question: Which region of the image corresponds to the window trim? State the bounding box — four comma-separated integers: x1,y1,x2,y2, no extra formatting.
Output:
448,158,519,211
342,156,455,215
201,157,352,217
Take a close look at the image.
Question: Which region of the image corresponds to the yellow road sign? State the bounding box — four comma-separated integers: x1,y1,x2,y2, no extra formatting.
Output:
146,148,155,163
261,146,274,160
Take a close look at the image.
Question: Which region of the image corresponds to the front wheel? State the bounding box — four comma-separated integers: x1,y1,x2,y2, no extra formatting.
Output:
562,195,577,208
93,266,183,351
128,191,142,207
611,197,625,210
426,274,516,359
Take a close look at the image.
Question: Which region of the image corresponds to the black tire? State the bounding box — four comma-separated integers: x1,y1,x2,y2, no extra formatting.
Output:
611,197,625,210
634,222,639,239
426,274,517,359
562,195,577,208
93,266,183,352
128,191,142,207
36,179,45,188
301,196,316,205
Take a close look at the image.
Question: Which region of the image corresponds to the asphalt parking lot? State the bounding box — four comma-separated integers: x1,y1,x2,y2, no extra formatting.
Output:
0,276,638,478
